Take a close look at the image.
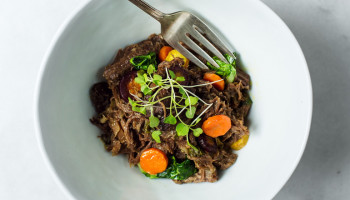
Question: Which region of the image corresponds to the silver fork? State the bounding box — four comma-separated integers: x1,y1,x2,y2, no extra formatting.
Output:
128,0,235,69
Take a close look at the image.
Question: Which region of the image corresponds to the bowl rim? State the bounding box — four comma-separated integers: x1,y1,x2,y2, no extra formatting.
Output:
34,0,313,199
34,1,93,200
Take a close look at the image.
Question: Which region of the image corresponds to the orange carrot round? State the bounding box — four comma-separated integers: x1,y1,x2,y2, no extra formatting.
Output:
159,46,173,61
203,73,225,91
140,148,168,175
202,115,231,138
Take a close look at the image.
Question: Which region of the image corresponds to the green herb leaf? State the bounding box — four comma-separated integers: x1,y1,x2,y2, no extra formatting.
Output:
134,76,145,85
129,97,146,115
186,134,199,152
155,81,163,86
192,118,202,126
149,115,160,128
168,70,176,79
176,123,189,136
153,74,163,81
185,96,198,106
147,64,156,74
179,88,187,98
132,105,146,115
151,130,162,143
185,107,196,119
139,107,147,115
143,73,149,82
137,70,145,77
192,128,203,137
164,114,177,125
141,85,152,95
128,97,137,107
152,74,163,86
176,76,185,82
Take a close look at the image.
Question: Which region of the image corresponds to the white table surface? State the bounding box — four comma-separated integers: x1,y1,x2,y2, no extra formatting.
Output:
1,0,349,199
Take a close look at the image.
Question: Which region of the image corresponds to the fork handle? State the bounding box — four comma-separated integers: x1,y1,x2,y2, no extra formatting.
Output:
128,0,165,21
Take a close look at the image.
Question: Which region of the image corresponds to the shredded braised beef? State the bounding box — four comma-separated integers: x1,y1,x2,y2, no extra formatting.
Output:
90,34,251,183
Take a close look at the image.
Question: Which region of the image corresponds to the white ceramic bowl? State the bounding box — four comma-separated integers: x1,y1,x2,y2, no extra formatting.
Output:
35,0,312,199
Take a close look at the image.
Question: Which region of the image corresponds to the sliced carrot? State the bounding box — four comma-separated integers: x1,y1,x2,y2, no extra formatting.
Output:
140,148,168,175
202,115,231,138
159,46,173,61
203,73,225,91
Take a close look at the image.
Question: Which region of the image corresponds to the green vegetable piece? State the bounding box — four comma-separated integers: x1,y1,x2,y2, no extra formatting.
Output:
164,114,177,125
168,70,176,79
151,130,162,143
176,76,185,82
206,52,237,83
130,52,157,70
207,59,231,76
224,53,235,64
156,156,197,180
192,128,203,137
216,64,231,77
170,158,197,180
185,107,196,119
176,123,189,136
138,164,158,179
185,96,198,106
130,56,148,70
226,67,236,83
212,56,227,67
149,115,160,128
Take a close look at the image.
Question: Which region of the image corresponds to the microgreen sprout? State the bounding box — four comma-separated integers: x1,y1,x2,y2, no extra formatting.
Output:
128,53,225,151
151,130,162,143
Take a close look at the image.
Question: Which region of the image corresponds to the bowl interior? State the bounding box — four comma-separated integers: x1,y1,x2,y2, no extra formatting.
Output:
37,0,312,200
